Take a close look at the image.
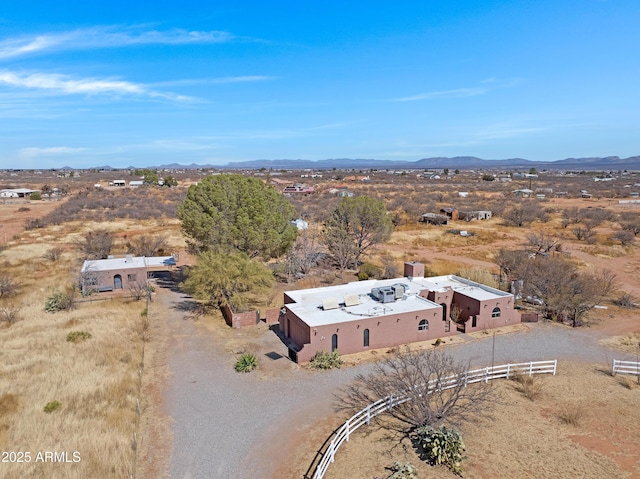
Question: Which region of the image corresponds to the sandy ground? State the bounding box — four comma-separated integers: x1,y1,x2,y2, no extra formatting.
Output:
0,199,61,245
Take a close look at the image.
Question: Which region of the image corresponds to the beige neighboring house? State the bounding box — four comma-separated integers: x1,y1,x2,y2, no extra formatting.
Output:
80,255,176,295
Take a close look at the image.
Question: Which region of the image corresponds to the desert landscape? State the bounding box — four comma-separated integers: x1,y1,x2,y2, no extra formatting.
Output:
1,167,639,478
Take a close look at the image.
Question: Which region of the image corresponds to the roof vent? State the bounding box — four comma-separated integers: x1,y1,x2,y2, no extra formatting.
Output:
372,287,396,303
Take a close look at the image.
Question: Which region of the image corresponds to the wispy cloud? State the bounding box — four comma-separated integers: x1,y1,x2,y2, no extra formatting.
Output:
0,70,196,102
20,146,86,157
0,26,237,59
391,78,522,102
392,87,488,102
151,75,277,88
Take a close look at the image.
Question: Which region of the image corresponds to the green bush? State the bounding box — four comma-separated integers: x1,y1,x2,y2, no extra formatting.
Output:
66,331,92,343
412,425,466,476
235,353,258,373
44,291,75,313
30,191,42,200
44,400,61,413
358,262,382,280
389,461,418,479
308,350,343,370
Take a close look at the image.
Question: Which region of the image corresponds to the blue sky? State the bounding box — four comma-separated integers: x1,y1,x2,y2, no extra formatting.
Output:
0,1,639,169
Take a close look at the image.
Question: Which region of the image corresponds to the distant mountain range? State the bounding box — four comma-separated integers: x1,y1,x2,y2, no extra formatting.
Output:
87,156,640,171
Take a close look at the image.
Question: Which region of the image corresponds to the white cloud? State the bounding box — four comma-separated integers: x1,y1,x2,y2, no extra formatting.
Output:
0,26,237,59
151,75,277,87
20,146,87,157
0,71,196,102
392,87,487,102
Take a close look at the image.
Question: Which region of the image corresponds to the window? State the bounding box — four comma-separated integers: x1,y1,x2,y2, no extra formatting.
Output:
363,329,369,347
492,307,501,318
472,316,477,328
418,319,429,331
331,334,338,352
127,274,137,282
114,274,122,289
441,303,447,321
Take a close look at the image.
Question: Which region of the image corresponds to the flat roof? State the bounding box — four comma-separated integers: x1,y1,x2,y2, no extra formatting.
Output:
81,256,176,273
285,275,511,328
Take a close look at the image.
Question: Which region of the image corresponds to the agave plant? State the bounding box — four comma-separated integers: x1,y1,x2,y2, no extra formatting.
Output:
235,353,258,373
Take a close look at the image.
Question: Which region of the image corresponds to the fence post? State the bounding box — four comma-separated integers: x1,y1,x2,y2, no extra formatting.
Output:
485,367,489,383
552,359,557,375
345,419,350,442
529,361,533,375
464,371,468,386
366,405,371,425
329,440,335,464
506,363,511,379
612,359,617,376
388,394,393,410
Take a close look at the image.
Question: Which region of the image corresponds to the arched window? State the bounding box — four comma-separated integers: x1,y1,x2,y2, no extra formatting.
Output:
492,307,501,318
363,328,370,347
418,319,429,331
114,274,122,289
331,334,338,352
441,303,447,321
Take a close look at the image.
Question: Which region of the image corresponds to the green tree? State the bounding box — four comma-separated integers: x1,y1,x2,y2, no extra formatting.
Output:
323,195,393,269
177,174,297,258
181,251,273,312
143,169,159,185
162,175,178,187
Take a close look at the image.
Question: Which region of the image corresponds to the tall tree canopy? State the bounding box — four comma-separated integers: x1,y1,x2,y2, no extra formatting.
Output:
178,174,297,259
181,251,273,312
323,195,393,269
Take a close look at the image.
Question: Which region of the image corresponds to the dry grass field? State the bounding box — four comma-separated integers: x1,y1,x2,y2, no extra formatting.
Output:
0,198,186,478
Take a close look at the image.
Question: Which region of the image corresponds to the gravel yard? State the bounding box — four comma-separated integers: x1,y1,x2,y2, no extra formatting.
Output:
157,285,637,479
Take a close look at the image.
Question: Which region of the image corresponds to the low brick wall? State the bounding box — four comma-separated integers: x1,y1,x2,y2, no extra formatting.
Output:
221,304,260,328
264,308,282,325
520,312,539,323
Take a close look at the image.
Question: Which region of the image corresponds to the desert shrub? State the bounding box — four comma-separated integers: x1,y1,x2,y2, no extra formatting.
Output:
44,291,75,313
0,305,21,325
77,230,113,260
433,338,443,347
24,218,44,230
17,206,30,212
612,293,638,309
235,353,258,373
66,331,92,343
358,262,382,280
30,191,42,200
0,275,17,298
556,404,583,426
412,425,466,476
389,461,419,479
455,267,499,288
43,247,63,262
140,307,148,317
511,372,543,401
611,230,635,246
43,400,61,413
308,350,343,369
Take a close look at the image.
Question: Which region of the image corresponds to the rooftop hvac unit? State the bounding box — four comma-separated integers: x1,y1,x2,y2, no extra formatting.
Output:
391,283,408,299
377,287,396,303
322,298,339,311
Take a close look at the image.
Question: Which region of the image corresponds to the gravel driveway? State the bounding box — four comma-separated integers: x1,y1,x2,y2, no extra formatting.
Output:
160,286,635,479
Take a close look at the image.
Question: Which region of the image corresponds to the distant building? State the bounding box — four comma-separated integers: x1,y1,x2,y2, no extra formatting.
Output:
513,189,534,198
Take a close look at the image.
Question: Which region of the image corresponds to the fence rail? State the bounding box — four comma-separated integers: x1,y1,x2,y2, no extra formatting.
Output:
612,359,640,376
311,359,557,479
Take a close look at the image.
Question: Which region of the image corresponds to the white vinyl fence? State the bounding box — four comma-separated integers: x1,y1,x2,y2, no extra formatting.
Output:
612,359,640,376
311,359,557,479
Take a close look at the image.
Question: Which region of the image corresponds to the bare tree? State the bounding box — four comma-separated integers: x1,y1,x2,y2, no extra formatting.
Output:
571,225,596,243
335,349,496,431
126,235,168,257
283,228,322,281
493,248,528,282
77,230,114,259
526,232,562,255
0,305,21,325
502,203,542,227
128,281,151,301
611,230,635,246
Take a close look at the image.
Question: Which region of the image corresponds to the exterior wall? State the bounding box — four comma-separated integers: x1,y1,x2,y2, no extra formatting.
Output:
280,312,311,355
404,262,425,278
84,266,147,293
264,308,282,325
454,293,519,332
284,305,454,363
221,304,260,328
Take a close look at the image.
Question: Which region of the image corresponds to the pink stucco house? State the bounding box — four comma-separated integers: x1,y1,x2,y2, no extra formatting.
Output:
80,255,176,295
279,262,520,363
